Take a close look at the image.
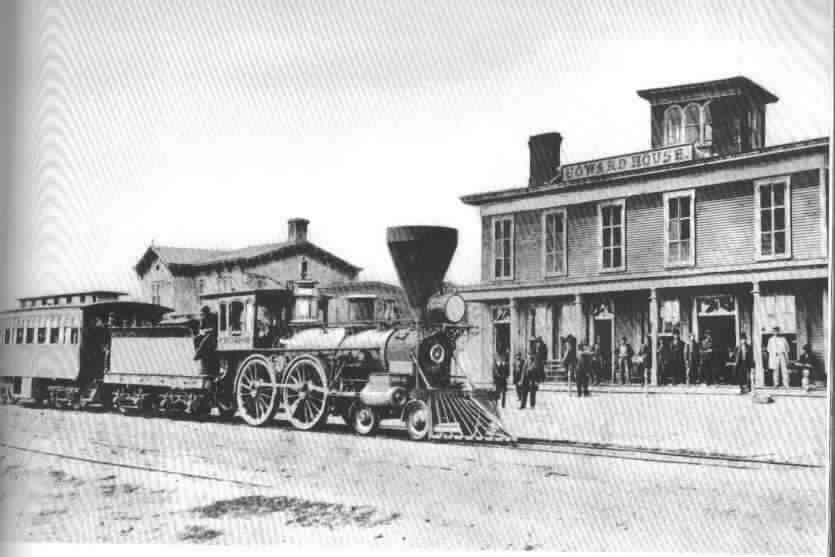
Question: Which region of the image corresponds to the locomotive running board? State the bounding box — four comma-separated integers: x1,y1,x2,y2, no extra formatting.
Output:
426,390,515,443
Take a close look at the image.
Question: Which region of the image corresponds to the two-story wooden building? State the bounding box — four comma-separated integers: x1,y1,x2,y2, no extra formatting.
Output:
459,77,828,389
134,218,413,323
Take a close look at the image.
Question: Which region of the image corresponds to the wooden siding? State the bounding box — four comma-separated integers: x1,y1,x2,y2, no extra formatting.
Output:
626,194,664,274
479,169,826,285
696,181,753,267
791,170,823,260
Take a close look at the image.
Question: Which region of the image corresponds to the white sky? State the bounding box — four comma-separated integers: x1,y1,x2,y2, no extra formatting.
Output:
2,0,832,306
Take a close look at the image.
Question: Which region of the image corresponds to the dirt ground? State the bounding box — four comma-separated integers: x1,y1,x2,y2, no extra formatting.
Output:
0,405,826,553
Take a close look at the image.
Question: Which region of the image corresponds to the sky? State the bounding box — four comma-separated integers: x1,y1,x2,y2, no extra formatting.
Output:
1,0,832,306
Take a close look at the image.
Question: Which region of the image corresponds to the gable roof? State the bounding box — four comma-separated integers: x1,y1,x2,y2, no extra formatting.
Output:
135,241,362,277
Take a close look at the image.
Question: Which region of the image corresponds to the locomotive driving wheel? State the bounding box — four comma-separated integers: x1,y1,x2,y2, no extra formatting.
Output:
282,355,329,431
235,355,279,427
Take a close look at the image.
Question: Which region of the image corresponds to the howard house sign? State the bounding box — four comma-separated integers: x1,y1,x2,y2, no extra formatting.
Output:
561,144,694,181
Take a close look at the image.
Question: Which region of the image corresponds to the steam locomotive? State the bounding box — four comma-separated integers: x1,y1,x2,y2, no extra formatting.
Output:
0,226,512,443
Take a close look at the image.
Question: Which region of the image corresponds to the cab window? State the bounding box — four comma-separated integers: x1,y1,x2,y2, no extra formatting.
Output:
229,301,244,334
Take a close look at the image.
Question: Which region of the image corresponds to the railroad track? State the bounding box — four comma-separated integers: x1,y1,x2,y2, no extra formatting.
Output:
1,405,823,472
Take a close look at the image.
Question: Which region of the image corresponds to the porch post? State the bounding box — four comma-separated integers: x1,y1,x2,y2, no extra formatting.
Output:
649,288,659,386
574,293,585,344
751,281,764,388
509,298,519,361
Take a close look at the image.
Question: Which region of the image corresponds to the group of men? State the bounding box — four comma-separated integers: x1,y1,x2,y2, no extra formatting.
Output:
492,336,547,409
492,326,819,399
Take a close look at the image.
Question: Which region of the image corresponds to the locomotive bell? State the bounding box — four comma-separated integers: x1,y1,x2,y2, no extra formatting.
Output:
386,226,458,324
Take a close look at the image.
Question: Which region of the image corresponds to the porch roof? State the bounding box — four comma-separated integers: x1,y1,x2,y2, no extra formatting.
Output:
458,259,827,303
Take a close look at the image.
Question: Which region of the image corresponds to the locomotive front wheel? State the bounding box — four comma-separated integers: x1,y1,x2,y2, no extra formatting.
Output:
235,355,279,427
405,400,431,441
282,356,329,431
350,403,379,436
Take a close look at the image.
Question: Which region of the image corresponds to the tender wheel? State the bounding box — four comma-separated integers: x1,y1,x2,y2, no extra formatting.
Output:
350,403,379,436
405,400,431,441
282,355,329,431
235,355,279,427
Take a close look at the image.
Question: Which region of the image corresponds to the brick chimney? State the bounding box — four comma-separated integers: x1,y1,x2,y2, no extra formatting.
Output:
528,132,562,187
288,218,309,243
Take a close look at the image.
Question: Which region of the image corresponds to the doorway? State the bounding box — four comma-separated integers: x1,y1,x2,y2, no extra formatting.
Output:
593,318,613,383
698,315,736,383
494,323,510,359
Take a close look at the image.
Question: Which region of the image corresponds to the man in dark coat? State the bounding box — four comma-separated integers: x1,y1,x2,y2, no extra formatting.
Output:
194,305,218,375
492,351,510,408
733,332,754,394
562,335,578,387
685,333,700,384
668,329,686,384
575,343,592,397
512,352,525,403
699,329,715,385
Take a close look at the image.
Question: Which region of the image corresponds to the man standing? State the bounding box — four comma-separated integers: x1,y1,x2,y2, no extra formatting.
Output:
616,337,633,384
562,335,578,390
733,333,754,394
668,329,686,385
575,343,592,397
534,336,548,386
591,340,603,386
512,352,525,403
492,351,510,408
685,333,700,384
699,330,715,385
194,305,218,375
519,353,538,409
767,326,791,388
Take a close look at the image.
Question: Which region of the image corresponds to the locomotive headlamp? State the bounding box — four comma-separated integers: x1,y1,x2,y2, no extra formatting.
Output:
426,293,467,324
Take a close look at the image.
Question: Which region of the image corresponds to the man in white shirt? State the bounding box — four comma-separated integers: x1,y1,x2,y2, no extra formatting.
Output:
766,326,791,388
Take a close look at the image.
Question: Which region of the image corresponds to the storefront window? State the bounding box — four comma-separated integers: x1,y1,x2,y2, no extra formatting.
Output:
660,300,681,335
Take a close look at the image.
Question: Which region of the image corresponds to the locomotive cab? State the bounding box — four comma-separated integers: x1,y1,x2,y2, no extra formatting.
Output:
202,288,295,351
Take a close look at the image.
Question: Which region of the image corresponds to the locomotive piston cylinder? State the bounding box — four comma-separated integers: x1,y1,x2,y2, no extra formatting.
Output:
359,385,407,408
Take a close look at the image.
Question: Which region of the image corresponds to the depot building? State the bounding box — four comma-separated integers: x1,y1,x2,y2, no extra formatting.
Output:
458,76,829,390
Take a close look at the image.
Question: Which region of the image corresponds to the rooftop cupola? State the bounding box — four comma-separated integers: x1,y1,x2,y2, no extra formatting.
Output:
637,76,778,157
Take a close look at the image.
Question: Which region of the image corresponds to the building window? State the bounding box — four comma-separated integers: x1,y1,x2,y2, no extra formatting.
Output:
702,102,713,143
492,217,513,280
36,327,47,344
749,108,763,149
151,282,162,305
664,190,695,266
197,278,206,295
663,105,683,146
300,258,309,280
15,328,23,344
49,327,60,344
3,328,10,344
70,328,79,344
25,328,35,344
65,296,72,304
600,201,625,271
755,177,791,259
684,104,701,144
543,209,567,276
80,295,86,303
